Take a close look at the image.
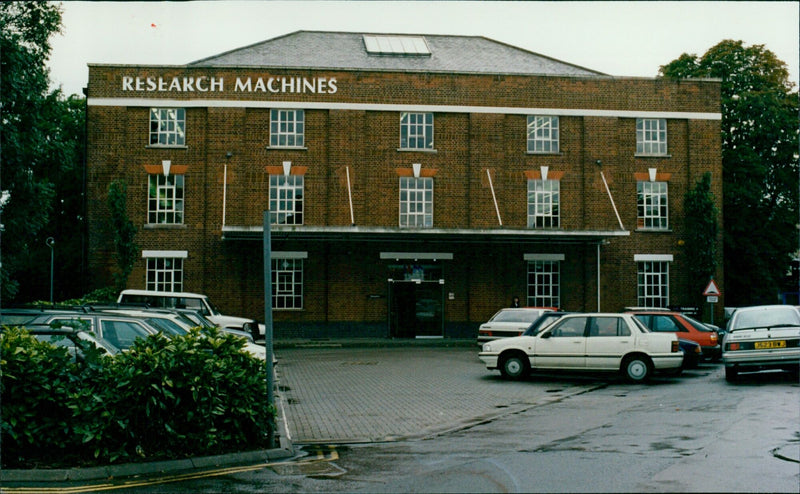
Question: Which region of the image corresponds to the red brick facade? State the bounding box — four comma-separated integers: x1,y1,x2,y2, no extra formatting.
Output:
86,50,723,338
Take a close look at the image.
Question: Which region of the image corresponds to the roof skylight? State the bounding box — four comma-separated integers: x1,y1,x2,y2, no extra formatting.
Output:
363,35,430,56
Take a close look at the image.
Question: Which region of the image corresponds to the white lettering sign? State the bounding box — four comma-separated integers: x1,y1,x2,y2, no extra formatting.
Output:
121,75,338,94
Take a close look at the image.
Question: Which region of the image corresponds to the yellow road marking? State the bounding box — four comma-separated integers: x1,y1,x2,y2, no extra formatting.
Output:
1,447,340,494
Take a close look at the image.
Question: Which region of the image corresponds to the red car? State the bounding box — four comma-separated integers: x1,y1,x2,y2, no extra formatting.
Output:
628,311,720,360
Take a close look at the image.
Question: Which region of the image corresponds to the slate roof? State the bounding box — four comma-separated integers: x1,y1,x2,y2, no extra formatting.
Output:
189,31,606,77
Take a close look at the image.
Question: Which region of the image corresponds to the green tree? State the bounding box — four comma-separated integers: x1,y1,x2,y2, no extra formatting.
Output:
1,2,86,303
108,180,138,292
684,172,719,310
660,40,800,306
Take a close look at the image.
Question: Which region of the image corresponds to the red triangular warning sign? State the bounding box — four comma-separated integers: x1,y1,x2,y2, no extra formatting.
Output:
703,279,721,296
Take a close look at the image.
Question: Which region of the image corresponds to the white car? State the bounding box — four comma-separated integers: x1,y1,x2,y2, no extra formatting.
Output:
479,313,683,382
722,305,800,382
118,289,265,337
477,307,555,344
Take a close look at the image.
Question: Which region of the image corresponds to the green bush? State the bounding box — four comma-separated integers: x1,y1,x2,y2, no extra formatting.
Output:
1,326,275,468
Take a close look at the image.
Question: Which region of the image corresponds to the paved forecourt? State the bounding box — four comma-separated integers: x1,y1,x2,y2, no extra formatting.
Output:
275,342,603,444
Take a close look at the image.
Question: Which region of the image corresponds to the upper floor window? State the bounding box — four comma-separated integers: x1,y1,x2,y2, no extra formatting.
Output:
148,174,184,225
400,112,434,150
149,108,185,146
399,176,433,227
637,181,668,229
270,109,305,148
527,179,560,228
527,116,559,153
269,174,304,225
636,118,667,155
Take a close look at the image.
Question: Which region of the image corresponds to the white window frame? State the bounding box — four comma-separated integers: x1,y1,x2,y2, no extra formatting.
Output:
636,118,668,155
272,252,306,310
144,253,186,292
527,116,559,153
527,179,560,228
399,112,434,150
149,108,185,147
270,109,305,148
637,181,669,230
525,255,562,308
148,174,184,224
269,175,304,225
399,176,433,228
635,256,671,308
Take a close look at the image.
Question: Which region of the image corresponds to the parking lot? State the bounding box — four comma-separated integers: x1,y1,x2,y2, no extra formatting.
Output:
275,342,606,444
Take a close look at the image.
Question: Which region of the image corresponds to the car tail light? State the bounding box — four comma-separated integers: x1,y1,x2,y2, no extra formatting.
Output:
710,333,718,343
671,341,679,352
727,342,740,351
693,345,702,355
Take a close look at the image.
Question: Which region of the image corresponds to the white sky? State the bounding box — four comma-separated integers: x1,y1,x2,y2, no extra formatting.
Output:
47,1,799,97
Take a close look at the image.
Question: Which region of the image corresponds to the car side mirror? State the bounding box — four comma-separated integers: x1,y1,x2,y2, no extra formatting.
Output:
540,330,551,339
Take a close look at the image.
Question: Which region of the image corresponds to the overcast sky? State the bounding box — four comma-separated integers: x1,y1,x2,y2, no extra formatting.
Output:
47,1,799,97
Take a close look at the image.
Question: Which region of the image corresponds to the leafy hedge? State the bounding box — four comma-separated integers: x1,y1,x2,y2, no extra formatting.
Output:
1,326,275,468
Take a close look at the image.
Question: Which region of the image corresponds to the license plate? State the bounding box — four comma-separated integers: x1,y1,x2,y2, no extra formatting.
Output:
754,340,786,349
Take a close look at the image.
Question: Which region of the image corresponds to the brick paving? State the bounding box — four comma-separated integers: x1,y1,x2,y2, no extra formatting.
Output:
274,344,601,444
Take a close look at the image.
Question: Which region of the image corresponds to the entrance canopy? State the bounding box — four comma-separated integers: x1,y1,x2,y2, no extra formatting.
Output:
221,225,630,244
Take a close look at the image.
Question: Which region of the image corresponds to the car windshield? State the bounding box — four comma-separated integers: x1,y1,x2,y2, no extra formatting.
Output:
631,316,651,333
731,307,800,331
683,314,714,332
523,314,563,335
144,317,188,336
491,310,541,323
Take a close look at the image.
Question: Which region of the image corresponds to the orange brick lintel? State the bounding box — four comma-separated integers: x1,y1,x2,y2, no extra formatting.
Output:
633,172,672,182
143,164,189,175
525,170,565,181
265,165,309,175
396,168,438,177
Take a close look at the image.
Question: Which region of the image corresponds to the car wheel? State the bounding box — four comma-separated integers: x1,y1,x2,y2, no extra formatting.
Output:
499,352,529,380
725,365,739,383
622,355,652,383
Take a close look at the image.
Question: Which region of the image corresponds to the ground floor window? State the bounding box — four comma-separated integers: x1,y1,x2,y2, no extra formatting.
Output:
527,259,560,308
637,260,669,308
145,257,184,292
272,254,304,309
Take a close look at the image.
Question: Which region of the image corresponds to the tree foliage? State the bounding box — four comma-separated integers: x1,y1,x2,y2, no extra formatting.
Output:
108,180,138,292
1,2,86,303
1,326,274,468
661,40,800,305
684,172,719,308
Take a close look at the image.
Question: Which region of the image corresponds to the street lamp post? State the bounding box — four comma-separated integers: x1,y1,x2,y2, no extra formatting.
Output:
46,237,55,304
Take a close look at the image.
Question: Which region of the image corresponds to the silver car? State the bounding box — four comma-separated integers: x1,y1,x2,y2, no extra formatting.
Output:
722,305,800,382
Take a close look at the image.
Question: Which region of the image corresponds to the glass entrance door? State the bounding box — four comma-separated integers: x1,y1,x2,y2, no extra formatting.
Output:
387,262,444,338
388,280,443,338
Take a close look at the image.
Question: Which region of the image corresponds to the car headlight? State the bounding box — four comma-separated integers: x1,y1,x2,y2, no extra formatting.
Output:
482,343,492,352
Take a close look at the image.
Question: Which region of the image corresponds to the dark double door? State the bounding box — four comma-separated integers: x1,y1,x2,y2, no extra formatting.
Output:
388,280,443,338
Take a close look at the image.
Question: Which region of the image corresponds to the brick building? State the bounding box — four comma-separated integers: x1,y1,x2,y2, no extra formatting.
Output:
86,31,723,338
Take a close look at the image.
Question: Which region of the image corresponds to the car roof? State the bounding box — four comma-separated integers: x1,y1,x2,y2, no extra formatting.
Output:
119,289,207,298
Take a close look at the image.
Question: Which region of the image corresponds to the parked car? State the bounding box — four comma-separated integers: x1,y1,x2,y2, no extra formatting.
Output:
477,307,555,344
628,310,720,360
4,311,158,351
678,338,702,369
117,289,264,338
98,307,267,360
479,313,683,382
722,305,800,382
1,324,118,360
